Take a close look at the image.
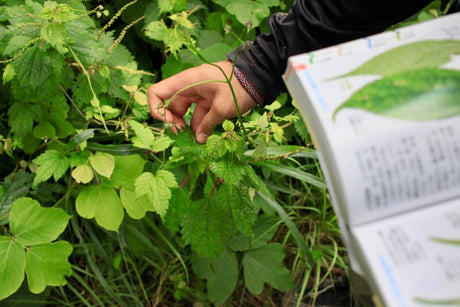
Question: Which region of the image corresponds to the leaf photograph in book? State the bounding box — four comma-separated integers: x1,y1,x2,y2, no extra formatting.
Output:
332,40,460,121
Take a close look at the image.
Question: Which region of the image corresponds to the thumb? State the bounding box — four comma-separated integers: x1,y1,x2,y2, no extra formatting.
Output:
195,110,222,144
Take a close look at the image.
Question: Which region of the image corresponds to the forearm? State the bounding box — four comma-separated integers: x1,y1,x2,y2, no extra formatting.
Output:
228,0,432,105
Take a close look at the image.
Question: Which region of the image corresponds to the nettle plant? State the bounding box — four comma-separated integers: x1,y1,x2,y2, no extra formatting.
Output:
0,0,317,304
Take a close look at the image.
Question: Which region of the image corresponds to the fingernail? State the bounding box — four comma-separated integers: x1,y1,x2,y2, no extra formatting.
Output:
197,133,209,144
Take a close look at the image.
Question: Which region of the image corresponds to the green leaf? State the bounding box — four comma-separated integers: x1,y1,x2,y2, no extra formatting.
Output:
4,35,31,56
76,184,124,232
41,22,68,53
25,241,73,294
258,162,326,189
33,120,56,139
119,187,150,220
344,40,460,77
89,152,115,179
8,102,43,137
68,35,105,65
129,120,155,150
191,248,238,305
164,188,190,233
134,170,178,217
182,198,233,258
71,164,94,184
218,0,279,28
218,183,255,235
209,159,247,184
243,243,294,294
109,155,146,188
333,68,460,121
152,136,174,152
32,149,69,187
228,215,279,251
9,197,70,246
15,45,63,93
3,63,15,83
0,172,33,226
0,236,26,301
144,20,168,41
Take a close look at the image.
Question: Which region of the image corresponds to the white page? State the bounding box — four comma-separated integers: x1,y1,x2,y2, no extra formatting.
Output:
285,13,460,225
351,197,460,307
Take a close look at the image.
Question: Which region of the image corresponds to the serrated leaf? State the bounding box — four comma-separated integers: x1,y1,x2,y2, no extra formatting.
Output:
89,152,115,179
218,183,255,235
4,35,32,55
129,120,155,149
15,45,63,93
182,198,233,258
9,197,70,246
222,0,279,28
0,172,33,226
243,243,294,294
109,155,145,188
8,102,43,137
69,38,105,65
152,136,174,152
164,188,190,233
0,236,25,301
41,22,68,53
144,20,168,41
134,170,178,217
333,68,460,121
344,40,460,77
71,164,94,184
209,159,246,184
76,184,124,232
25,241,73,294
191,248,238,305
32,149,69,187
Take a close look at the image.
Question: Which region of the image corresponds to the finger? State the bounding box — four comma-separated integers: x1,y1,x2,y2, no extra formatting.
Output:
195,108,225,144
190,103,210,134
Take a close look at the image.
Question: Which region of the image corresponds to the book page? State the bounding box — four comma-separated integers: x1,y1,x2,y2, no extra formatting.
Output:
351,198,460,307
284,13,460,225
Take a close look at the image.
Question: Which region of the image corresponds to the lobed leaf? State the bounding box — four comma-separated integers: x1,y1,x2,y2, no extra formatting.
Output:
0,236,26,301
25,241,73,294
32,149,69,187
9,197,70,246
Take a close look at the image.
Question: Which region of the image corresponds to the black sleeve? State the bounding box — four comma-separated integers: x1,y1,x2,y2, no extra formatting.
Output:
227,0,432,105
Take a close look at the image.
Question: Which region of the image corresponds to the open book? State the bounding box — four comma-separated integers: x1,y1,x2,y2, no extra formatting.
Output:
283,12,460,307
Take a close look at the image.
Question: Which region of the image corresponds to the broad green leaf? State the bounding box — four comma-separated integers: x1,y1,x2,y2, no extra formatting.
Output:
32,149,69,187
41,22,68,53
0,172,33,226
243,243,294,294
129,120,155,150
15,45,63,93
163,188,190,233
344,40,460,77
25,241,73,294
182,198,233,258
89,152,115,179
109,155,146,188
333,68,460,121
9,197,70,246
221,0,279,28
33,120,56,139
120,187,150,219
134,170,178,217
0,236,26,301
218,183,255,235
209,159,246,184
4,35,31,55
40,2,77,22
152,136,174,152
76,185,124,232
228,215,279,251
191,248,238,305
144,20,168,41
68,36,105,65
71,164,94,184
8,102,43,137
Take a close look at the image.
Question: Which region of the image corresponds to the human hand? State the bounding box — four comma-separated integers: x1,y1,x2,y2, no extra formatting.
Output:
148,60,257,144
